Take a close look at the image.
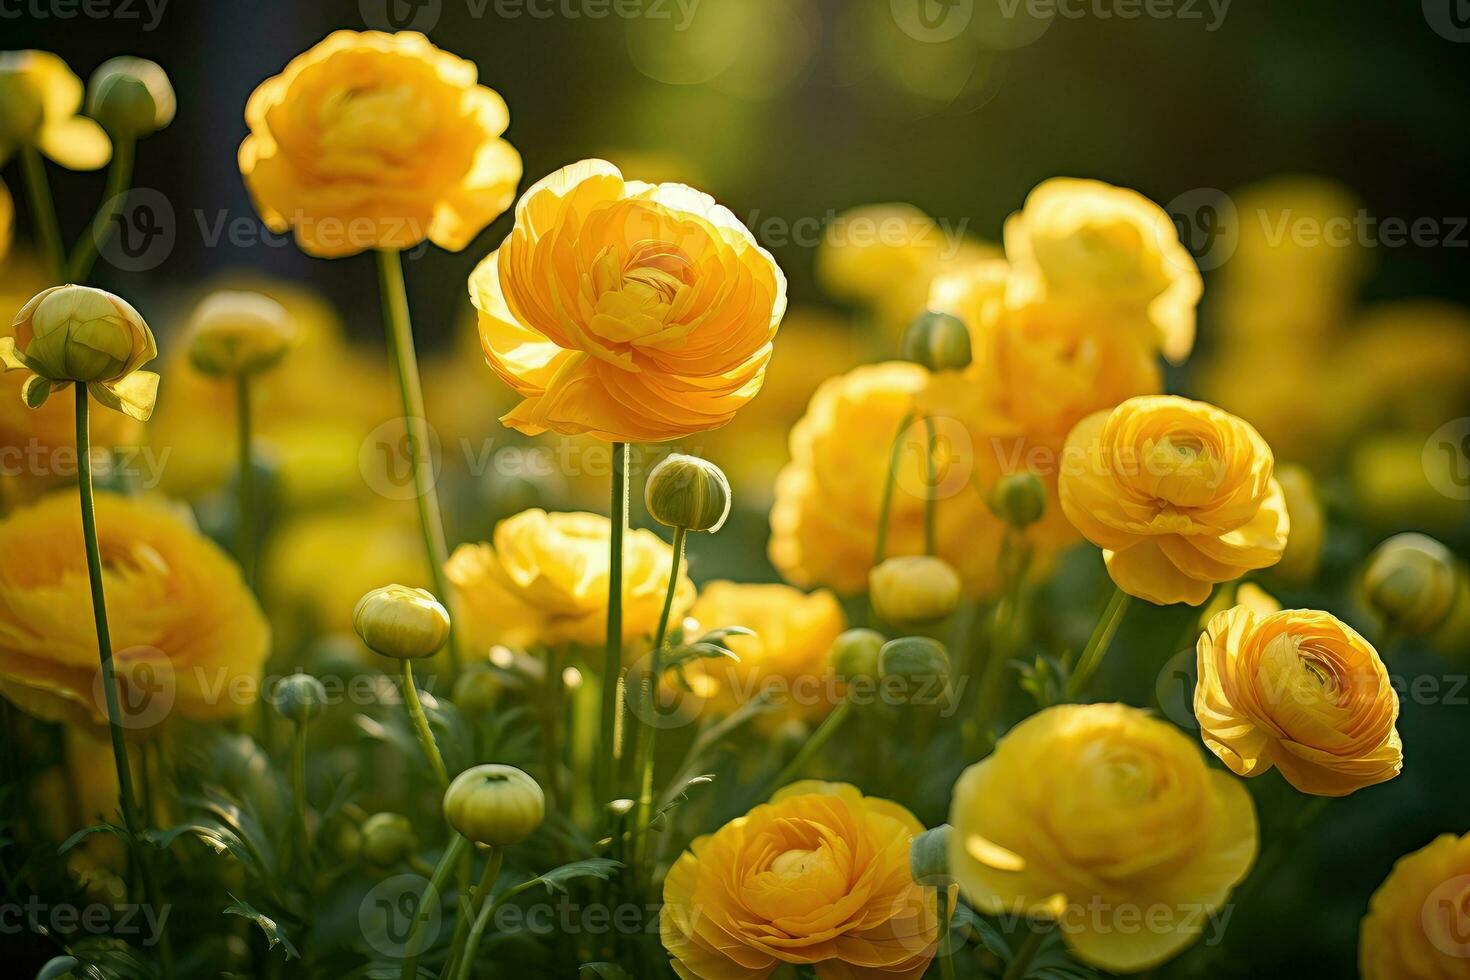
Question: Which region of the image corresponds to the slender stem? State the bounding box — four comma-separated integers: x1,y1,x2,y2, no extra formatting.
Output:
67,135,135,283
936,888,957,980
399,833,471,980
763,700,852,798
448,847,503,980
1002,925,1045,980
1066,587,1132,699
598,442,629,805
632,525,687,881
541,645,564,819
21,146,66,280
291,718,312,875
872,411,916,567
235,373,256,589
399,660,448,789
973,534,1031,753
922,415,937,556
76,386,173,978
375,248,459,679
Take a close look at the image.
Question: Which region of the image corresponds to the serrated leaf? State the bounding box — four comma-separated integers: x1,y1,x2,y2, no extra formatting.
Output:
650,775,714,831
516,858,623,895
57,823,127,856
223,894,299,960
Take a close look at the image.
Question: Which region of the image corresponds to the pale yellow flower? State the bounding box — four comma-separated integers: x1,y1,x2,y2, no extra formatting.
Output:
0,50,110,170
1361,832,1470,978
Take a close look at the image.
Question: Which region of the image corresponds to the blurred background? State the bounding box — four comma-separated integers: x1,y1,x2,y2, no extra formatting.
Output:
5,1,1470,976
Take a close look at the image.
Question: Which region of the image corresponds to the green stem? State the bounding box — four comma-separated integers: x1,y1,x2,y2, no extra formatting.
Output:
973,534,1031,753
763,700,852,798
632,525,687,883
67,135,134,283
399,833,470,980
1066,587,1131,699
936,888,956,980
872,411,916,567
1002,925,1045,980
21,146,66,281
399,660,448,789
291,718,312,875
76,386,173,978
448,847,503,980
922,415,937,556
541,645,564,820
598,442,629,805
235,373,256,589
375,248,459,679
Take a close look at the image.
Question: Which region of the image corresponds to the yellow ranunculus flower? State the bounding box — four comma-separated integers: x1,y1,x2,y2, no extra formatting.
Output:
662,781,944,979
184,290,298,378
445,508,694,650
1196,605,1401,796
949,703,1257,973
1361,832,1470,978
0,50,110,170
238,31,522,258
0,492,270,731
1059,395,1289,606
0,177,11,262
470,159,787,442
1003,177,1201,365
681,581,845,729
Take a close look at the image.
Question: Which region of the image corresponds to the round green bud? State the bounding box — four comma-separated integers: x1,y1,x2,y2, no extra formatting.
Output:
869,556,962,626
879,636,952,688
645,453,732,532
352,585,450,660
452,667,502,716
443,764,545,847
605,798,636,821
1362,533,1460,637
7,284,156,386
359,812,418,867
184,290,297,378
909,824,951,886
324,815,362,862
901,311,972,372
87,57,175,138
987,471,1046,529
828,628,886,682
271,672,327,724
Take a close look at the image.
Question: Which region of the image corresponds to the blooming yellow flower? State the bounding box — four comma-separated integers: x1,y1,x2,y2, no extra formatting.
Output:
0,492,270,731
0,50,110,170
1059,395,1289,606
1361,832,1470,978
238,31,521,258
0,177,11,262
1196,605,1401,796
470,159,786,442
445,508,694,650
681,581,845,729
949,703,1257,973
662,781,944,979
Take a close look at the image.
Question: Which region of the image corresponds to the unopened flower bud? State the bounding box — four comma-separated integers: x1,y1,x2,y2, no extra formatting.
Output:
909,824,951,886
1362,533,1459,637
1273,465,1323,586
452,667,501,716
360,812,417,867
869,556,961,625
353,585,450,660
645,453,731,532
87,57,175,139
829,628,885,682
901,311,971,372
326,817,362,862
272,672,326,724
185,290,297,378
879,636,952,692
443,764,545,847
987,471,1046,529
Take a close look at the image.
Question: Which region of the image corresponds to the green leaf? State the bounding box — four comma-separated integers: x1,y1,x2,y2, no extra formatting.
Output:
35,956,79,980
650,774,714,831
57,823,127,855
579,963,632,979
223,894,300,960
514,858,623,896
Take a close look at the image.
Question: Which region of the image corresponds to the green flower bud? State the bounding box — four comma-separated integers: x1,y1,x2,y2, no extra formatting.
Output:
869,556,961,625
900,311,971,372
271,672,327,724
352,585,450,660
987,472,1046,529
326,816,362,862
909,824,951,886
1362,533,1460,637
2,286,158,401
605,797,636,821
828,628,885,682
645,453,731,532
87,57,175,139
184,290,297,378
1273,464,1323,586
452,667,502,716
443,764,545,847
359,812,418,867
879,636,952,689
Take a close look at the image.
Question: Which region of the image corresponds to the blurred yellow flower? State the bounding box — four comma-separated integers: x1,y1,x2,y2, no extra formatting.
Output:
662,780,943,979
1196,605,1401,796
1272,464,1324,585
0,177,11,261
1361,832,1470,978
470,158,786,442
0,492,269,731
238,30,521,258
1059,395,1289,606
681,581,845,729
949,703,1257,973
184,290,298,378
0,50,110,170
445,508,694,650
